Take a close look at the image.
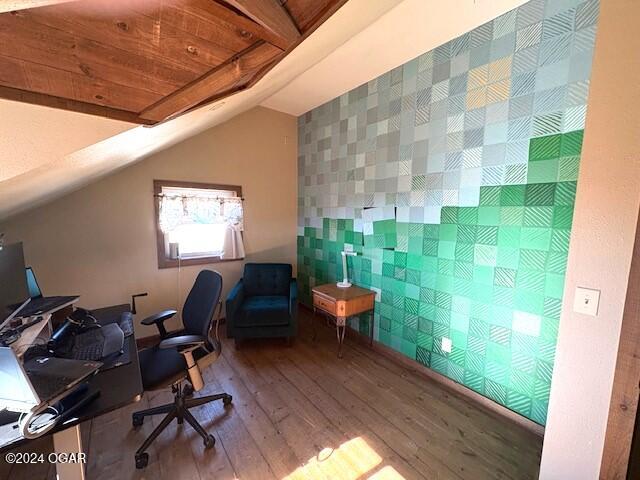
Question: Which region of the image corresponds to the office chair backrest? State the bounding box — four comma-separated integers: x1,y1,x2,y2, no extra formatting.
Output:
182,270,223,344
243,263,292,297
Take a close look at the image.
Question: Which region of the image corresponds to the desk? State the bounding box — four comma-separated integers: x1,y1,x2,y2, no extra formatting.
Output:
0,304,143,480
11,300,77,356
311,284,376,358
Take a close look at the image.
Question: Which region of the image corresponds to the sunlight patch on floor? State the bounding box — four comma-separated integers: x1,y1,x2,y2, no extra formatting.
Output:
282,437,405,480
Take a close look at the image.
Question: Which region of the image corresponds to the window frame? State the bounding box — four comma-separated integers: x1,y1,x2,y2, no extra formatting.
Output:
153,179,244,269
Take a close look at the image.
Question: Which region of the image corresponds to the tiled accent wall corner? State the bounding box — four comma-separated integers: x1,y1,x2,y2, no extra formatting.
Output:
297,0,599,425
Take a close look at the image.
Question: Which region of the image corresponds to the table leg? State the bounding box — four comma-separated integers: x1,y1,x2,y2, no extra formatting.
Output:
53,424,86,480
336,316,346,358
369,308,374,347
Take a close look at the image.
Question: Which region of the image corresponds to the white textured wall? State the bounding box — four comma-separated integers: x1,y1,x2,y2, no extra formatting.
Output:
0,107,298,337
539,0,640,477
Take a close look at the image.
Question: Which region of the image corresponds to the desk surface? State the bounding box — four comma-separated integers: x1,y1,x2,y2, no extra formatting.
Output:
0,304,143,452
312,283,375,301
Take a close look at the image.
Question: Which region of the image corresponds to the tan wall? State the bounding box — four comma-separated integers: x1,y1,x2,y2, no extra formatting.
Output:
0,107,298,336
539,0,640,477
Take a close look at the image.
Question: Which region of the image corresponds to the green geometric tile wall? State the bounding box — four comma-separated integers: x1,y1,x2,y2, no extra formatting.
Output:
297,0,599,425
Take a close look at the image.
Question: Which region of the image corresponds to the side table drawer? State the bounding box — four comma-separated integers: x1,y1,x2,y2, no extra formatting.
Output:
313,294,336,315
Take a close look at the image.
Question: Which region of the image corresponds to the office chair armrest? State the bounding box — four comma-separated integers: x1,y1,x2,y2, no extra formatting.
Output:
160,334,208,391
158,334,206,353
141,309,177,338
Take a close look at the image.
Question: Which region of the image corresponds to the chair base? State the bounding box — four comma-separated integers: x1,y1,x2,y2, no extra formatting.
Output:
132,382,232,469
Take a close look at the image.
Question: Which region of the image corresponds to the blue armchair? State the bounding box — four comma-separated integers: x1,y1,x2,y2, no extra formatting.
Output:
226,263,297,346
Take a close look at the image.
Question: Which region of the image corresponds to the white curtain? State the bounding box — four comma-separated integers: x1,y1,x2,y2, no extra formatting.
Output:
221,223,245,259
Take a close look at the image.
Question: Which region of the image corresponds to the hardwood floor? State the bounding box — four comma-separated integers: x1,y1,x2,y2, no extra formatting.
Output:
3,312,543,479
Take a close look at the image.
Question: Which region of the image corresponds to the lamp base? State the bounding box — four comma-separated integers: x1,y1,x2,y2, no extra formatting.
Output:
336,281,352,288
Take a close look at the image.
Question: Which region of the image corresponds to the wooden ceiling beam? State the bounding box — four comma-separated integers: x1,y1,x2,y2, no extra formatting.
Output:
146,0,348,124
182,0,291,51
0,84,153,124
139,41,282,122
0,0,83,13
221,0,300,48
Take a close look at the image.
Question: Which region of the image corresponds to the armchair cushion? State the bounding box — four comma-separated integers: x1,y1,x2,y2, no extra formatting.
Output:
243,263,292,297
236,295,290,327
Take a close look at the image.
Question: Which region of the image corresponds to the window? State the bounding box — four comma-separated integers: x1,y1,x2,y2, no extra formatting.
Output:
154,180,244,269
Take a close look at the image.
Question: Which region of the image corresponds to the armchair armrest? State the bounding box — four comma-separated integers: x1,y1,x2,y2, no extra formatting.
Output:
225,280,244,335
289,278,298,316
141,309,177,338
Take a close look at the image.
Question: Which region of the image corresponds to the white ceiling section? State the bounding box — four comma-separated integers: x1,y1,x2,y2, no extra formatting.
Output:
263,0,529,115
0,99,132,181
0,0,527,220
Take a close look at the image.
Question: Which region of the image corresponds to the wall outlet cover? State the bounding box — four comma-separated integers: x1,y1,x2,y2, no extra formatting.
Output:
442,337,452,353
573,287,601,316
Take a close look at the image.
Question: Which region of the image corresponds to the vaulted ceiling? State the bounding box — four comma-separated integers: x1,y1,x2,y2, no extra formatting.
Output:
0,0,528,221
0,0,345,124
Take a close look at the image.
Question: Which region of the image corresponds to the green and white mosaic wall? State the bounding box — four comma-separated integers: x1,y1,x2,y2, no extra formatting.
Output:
297,0,599,425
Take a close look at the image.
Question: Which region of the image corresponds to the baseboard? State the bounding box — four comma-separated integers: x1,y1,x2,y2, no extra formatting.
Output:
299,303,545,437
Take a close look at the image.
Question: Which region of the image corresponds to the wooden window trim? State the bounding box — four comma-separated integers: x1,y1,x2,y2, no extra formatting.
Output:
153,179,244,269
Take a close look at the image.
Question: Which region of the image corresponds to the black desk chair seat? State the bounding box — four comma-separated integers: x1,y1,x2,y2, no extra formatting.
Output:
138,344,206,390
132,270,232,469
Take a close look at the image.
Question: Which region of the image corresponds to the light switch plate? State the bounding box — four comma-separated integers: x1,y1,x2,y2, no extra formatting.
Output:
573,287,601,316
442,337,452,353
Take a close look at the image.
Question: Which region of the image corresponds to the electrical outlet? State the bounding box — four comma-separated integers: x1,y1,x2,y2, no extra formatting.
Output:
573,287,601,316
442,337,452,353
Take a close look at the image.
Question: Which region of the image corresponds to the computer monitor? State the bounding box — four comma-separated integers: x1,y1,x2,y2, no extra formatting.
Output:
0,346,39,412
25,267,42,299
0,243,30,322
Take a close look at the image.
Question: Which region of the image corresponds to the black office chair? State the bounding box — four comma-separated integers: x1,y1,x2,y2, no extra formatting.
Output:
131,270,232,469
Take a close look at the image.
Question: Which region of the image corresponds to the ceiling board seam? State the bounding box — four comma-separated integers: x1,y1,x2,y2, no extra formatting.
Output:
9,9,232,74
0,51,165,103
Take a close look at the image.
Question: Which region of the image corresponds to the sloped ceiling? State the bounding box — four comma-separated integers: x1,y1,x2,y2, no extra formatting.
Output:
263,0,529,116
0,0,527,221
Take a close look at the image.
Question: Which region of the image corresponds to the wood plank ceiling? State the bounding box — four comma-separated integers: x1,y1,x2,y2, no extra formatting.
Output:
0,0,347,125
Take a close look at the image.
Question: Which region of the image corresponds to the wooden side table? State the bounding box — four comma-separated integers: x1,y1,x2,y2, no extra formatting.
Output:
311,284,375,358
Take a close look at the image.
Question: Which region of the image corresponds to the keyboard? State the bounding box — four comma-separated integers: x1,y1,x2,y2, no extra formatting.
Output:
71,342,104,361
69,323,124,361
27,372,75,401
71,329,104,361
20,296,78,317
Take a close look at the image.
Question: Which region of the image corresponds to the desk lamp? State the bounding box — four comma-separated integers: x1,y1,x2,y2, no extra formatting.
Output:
337,251,357,288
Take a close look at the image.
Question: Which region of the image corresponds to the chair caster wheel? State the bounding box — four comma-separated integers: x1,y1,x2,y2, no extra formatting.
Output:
132,415,143,428
183,383,194,397
204,434,216,449
135,452,149,469
223,394,233,406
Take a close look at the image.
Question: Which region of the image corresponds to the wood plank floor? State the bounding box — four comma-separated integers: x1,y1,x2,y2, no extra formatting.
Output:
2,311,543,479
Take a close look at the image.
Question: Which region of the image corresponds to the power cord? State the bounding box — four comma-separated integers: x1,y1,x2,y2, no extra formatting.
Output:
19,404,60,439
